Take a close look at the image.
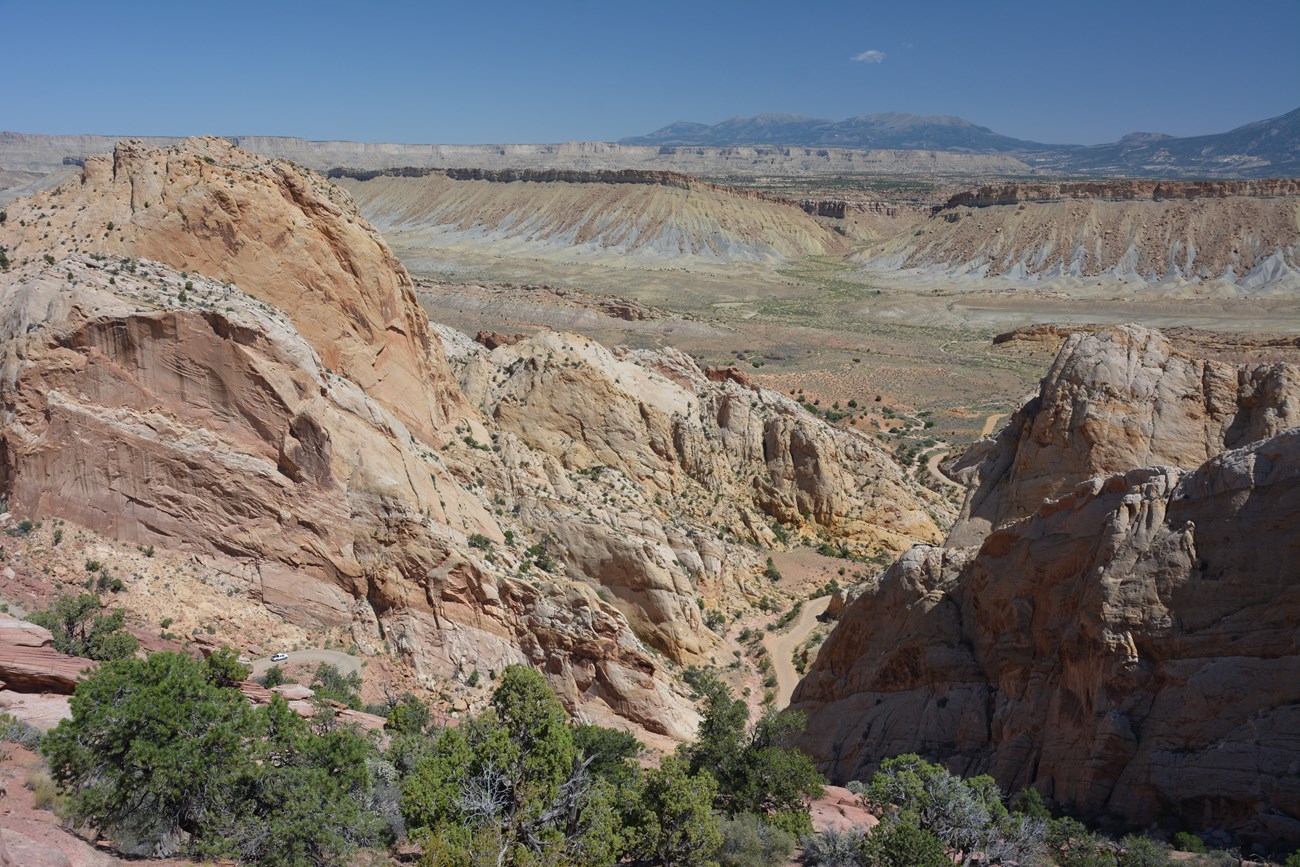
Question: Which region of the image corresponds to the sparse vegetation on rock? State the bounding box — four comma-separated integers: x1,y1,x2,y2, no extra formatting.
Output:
27,593,138,661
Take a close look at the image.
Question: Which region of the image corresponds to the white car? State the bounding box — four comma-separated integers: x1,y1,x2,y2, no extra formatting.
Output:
270,652,289,662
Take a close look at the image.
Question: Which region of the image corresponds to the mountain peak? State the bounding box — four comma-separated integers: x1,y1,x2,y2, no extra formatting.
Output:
618,111,1048,152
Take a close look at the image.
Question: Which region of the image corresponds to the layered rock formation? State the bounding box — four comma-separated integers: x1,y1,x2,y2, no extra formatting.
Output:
795,325,1300,846
0,136,464,445
945,179,1300,208
332,167,846,266
437,326,945,659
0,252,698,735
0,618,92,693
0,138,941,739
857,181,1300,289
0,131,1032,177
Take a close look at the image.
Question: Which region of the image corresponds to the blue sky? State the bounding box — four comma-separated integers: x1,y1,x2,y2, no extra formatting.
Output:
4,0,1297,145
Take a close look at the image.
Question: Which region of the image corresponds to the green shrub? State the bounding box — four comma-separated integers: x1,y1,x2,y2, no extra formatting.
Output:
680,670,824,836
715,813,795,867
858,818,951,866
860,754,1046,865
382,693,430,735
27,594,139,661
1047,816,1113,867
41,652,384,862
310,662,362,710
260,664,286,689
403,665,640,866
1171,831,1206,853
1119,834,1172,867
801,826,866,866
0,713,43,749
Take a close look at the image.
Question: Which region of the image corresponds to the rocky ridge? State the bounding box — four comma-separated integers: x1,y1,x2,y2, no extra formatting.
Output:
942,179,1300,208
0,138,941,738
0,136,464,446
793,325,1300,845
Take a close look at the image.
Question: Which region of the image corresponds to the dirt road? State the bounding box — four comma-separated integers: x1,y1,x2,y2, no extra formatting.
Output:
981,413,1005,437
766,595,832,708
925,448,963,490
248,649,362,678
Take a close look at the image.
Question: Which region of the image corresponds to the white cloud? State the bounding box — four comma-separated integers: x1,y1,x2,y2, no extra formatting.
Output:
851,49,886,64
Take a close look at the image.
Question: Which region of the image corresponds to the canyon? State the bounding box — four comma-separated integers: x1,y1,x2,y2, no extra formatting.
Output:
0,126,1297,856
0,138,942,742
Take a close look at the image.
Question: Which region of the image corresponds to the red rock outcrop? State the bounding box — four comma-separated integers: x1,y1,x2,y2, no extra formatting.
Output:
474,330,527,349
0,619,93,694
795,326,1300,846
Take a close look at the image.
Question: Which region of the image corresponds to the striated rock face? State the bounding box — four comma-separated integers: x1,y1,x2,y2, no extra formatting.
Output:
0,137,943,741
0,137,465,445
0,254,695,738
795,326,1300,845
858,184,1300,288
947,325,1300,545
332,168,847,266
0,619,93,694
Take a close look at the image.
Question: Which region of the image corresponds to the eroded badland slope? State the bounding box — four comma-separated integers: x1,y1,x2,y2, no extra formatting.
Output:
332,168,849,270
859,180,1300,290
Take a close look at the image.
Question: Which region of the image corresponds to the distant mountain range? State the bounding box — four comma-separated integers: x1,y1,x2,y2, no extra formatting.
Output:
620,108,1300,178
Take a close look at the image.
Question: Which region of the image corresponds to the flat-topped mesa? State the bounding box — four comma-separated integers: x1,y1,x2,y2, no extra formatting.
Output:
0,136,466,445
940,178,1300,209
335,165,846,263
331,166,697,189
328,165,809,207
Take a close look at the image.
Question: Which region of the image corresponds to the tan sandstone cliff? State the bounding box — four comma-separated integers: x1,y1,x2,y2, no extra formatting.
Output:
0,253,699,736
0,138,942,740
794,325,1300,846
0,136,464,445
